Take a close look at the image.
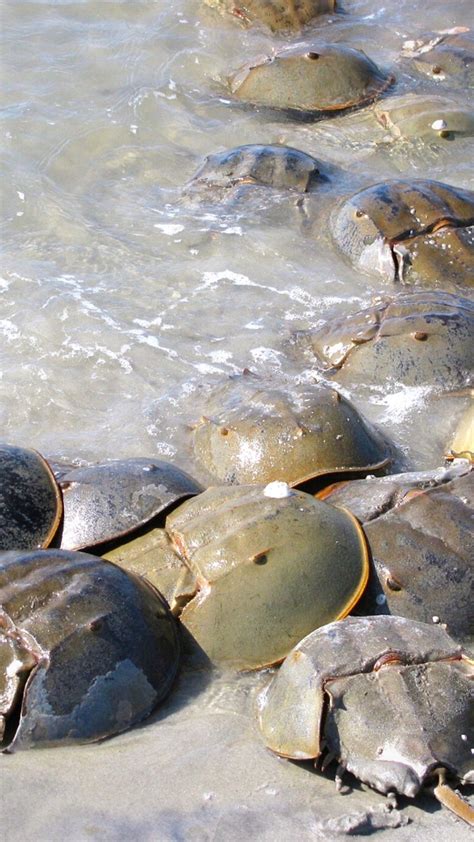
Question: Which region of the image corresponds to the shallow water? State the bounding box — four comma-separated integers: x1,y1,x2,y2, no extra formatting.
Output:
1,0,473,473
1,2,473,838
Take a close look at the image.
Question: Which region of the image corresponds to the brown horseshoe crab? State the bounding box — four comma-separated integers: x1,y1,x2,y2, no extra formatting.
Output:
294,291,474,390
331,179,474,286
0,444,62,551
0,549,180,749
183,144,325,204
191,375,390,485
203,0,336,32
229,45,394,117
258,615,474,822
317,470,474,644
112,483,370,670
58,458,202,551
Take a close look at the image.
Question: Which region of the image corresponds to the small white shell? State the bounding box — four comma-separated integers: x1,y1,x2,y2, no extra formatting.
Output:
263,481,292,499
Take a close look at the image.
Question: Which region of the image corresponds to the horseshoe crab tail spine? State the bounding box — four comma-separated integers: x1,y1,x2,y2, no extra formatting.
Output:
433,769,474,826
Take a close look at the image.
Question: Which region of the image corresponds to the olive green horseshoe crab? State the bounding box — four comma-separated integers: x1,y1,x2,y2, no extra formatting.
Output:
294,291,474,390
373,93,474,142
0,549,180,750
108,483,370,670
331,179,474,286
190,375,390,485
203,0,336,32
229,45,394,117
402,28,474,88
317,469,474,644
183,144,325,204
258,615,474,823
0,444,62,551
58,458,202,551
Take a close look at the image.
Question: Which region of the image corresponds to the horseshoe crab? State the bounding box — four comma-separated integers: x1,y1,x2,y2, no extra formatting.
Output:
203,0,336,32
403,29,474,88
137,483,369,670
191,375,390,485
373,93,474,142
58,458,202,551
0,444,62,551
0,549,180,749
229,45,394,117
318,470,474,644
294,291,474,389
258,615,474,822
332,179,474,285
183,144,324,204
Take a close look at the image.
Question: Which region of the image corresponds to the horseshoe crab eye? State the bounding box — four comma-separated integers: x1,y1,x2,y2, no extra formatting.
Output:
355,209,366,219
306,52,320,60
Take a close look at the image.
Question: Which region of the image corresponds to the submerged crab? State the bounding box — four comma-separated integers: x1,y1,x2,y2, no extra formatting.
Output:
332,179,474,286
230,44,394,117
403,29,474,88
374,93,474,142
294,290,474,390
203,0,336,32
183,144,325,204
258,615,474,823
0,549,180,750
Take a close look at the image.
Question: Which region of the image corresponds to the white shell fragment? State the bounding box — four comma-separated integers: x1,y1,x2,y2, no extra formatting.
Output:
263,481,292,498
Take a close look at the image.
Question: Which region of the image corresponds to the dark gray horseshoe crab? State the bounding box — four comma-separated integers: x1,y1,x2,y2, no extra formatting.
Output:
317,469,474,644
294,291,474,390
0,549,180,749
0,444,62,551
191,375,390,486
229,45,394,117
183,144,324,204
258,616,474,823
58,458,203,551
203,0,336,32
332,179,474,286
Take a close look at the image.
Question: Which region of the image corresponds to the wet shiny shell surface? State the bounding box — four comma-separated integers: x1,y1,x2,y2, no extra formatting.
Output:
258,615,472,797
0,445,62,551
192,376,390,485
230,45,393,114
297,290,474,389
184,144,323,200
447,403,474,461
0,549,180,749
59,458,202,550
353,472,474,644
166,484,369,669
204,0,336,32
332,179,474,284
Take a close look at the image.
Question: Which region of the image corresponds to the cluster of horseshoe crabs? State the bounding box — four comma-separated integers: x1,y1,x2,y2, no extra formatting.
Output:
2,1,474,833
